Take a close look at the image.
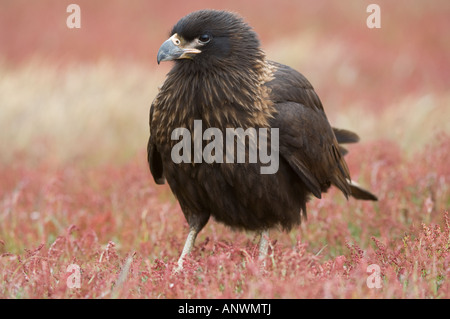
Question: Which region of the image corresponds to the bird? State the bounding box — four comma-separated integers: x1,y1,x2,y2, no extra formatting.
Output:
148,9,377,271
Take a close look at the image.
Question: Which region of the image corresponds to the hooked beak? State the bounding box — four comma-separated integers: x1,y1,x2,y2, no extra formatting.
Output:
157,33,201,64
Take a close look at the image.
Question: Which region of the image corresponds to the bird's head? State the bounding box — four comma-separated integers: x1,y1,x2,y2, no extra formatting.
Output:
157,10,263,68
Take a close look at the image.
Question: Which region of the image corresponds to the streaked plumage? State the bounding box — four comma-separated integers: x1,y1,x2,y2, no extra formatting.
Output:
148,10,377,270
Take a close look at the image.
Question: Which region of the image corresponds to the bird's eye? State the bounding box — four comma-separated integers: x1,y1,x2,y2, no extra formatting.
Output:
198,34,211,44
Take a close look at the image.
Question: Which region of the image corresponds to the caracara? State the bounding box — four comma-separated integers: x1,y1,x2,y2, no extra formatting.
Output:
148,9,377,271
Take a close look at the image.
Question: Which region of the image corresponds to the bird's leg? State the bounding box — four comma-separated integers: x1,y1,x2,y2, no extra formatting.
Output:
173,227,199,273
258,229,270,267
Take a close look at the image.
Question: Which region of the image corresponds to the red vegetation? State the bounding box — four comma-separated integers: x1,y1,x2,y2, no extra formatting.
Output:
1,135,449,298
2,1,449,107
1,0,449,299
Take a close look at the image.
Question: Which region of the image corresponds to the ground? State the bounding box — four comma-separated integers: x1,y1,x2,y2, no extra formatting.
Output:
0,0,449,298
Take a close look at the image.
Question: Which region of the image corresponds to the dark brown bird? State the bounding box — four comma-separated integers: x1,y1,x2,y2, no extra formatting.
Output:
148,9,377,271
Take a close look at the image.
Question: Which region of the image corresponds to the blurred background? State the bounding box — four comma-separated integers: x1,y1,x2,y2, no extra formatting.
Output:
1,0,449,166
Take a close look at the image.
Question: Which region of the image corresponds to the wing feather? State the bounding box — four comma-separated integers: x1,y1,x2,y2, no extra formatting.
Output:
148,103,165,184
266,62,352,198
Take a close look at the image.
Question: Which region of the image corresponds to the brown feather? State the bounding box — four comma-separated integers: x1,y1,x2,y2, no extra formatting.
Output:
148,10,377,235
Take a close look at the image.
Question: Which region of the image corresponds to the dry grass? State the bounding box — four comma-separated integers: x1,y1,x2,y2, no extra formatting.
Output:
0,60,163,165
2,39,448,166
1,0,449,299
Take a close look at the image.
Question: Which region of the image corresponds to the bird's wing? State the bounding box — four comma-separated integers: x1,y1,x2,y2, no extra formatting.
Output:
147,102,165,184
266,61,351,198
271,101,351,199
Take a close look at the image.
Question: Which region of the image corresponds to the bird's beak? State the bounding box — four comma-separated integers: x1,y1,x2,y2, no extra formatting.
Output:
157,33,201,64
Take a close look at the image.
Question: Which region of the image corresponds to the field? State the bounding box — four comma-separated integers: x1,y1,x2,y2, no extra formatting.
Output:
0,0,449,299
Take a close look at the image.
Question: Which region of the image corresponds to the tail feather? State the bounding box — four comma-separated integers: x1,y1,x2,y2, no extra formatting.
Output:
347,179,378,201
334,127,378,201
339,146,348,156
333,128,360,144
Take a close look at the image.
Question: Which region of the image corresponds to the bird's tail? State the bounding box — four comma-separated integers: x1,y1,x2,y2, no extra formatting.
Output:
347,179,378,201
333,128,359,156
333,128,378,201
333,128,360,144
